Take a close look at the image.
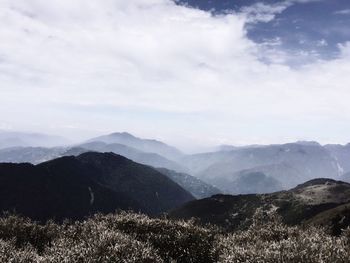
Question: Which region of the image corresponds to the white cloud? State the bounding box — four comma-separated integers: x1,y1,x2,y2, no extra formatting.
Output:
0,0,350,148
316,39,328,47
334,9,350,15
240,2,292,23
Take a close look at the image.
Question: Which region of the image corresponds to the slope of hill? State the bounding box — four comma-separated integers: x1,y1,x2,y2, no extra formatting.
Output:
170,178,350,231
87,132,183,161
156,168,221,199
306,202,350,235
0,152,194,221
340,172,350,183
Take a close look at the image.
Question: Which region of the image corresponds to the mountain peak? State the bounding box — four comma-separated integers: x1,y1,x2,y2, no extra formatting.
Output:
109,132,136,139
295,141,321,146
87,132,183,161
293,178,349,190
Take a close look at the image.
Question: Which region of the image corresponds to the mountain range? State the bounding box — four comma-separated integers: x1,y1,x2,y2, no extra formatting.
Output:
87,132,183,161
1,131,350,196
181,142,349,193
0,131,350,233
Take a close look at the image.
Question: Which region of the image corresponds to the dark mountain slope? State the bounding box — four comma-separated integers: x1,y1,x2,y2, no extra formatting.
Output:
170,179,350,231
306,202,350,235
0,161,140,222
0,152,194,221
72,152,194,214
156,168,221,199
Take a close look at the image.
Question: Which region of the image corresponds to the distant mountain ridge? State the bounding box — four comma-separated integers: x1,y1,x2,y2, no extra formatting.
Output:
87,132,183,161
0,152,194,221
78,141,188,172
0,131,70,149
1,132,350,195
181,142,349,193
0,141,188,173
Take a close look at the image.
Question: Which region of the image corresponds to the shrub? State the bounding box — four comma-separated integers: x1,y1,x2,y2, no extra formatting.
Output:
0,211,349,263
0,239,40,262
0,214,59,252
217,210,350,263
45,220,162,263
90,212,218,263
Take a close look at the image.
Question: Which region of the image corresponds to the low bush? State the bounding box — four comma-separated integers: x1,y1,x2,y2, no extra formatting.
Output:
89,212,218,263
0,211,349,263
0,214,59,252
45,220,162,263
217,210,350,263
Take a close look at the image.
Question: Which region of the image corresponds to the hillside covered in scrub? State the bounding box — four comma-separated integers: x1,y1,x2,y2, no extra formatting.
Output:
170,178,350,234
0,211,349,263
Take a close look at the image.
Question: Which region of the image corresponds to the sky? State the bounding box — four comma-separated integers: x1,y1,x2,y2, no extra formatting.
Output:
0,0,350,151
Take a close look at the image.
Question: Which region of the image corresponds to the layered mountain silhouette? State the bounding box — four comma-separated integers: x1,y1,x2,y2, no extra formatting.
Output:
181,142,349,193
87,132,183,161
0,142,188,173
77,141,188,172
170,178,350,234
1,132,350,195
0,152,194,221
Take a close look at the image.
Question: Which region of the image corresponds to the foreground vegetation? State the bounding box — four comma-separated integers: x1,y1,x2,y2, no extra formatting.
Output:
0,211,349,263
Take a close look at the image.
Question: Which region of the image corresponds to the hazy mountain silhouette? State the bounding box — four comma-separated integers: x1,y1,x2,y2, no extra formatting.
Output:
181,142,346,193
87,132,183,161
77,141,188,172
221,171,283,194
0,141,188,173
0,131,70,149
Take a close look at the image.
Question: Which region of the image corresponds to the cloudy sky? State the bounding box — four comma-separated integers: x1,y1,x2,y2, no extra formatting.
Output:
0,0,350,150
